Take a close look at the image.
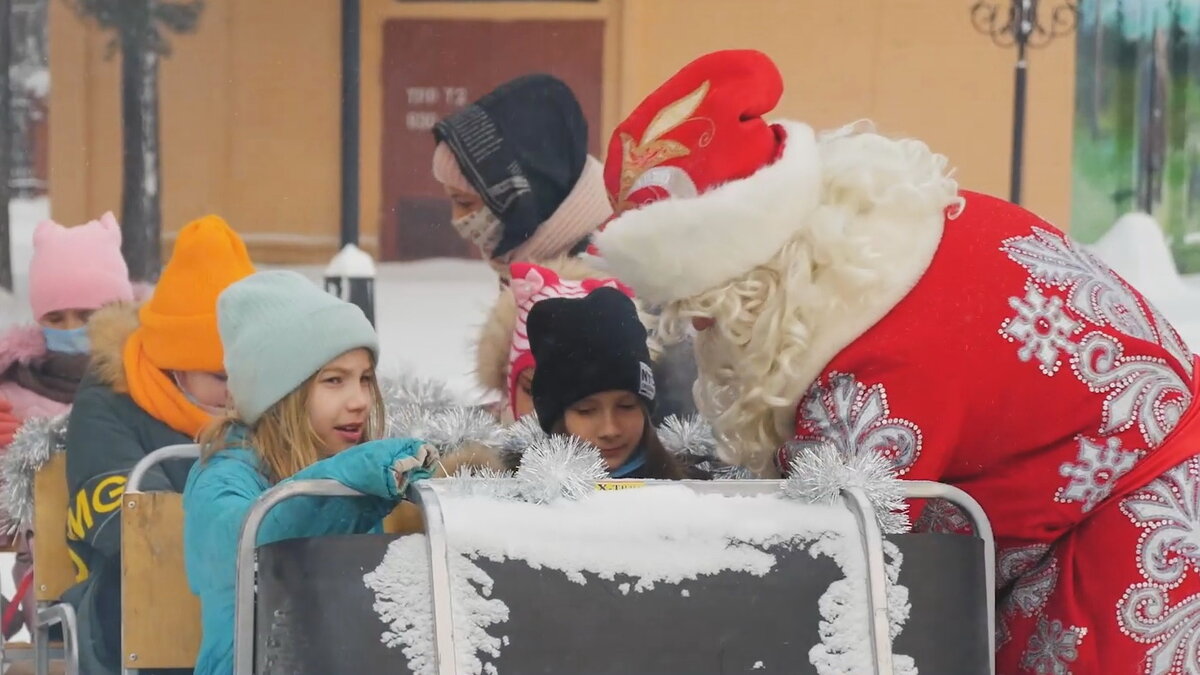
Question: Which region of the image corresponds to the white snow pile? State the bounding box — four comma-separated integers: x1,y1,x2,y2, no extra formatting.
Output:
325,242,377,278
1087,212,1200,351
364,484,916,675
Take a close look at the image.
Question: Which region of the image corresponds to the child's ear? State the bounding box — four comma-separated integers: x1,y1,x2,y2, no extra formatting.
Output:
32,219,62,246
98,211,121,234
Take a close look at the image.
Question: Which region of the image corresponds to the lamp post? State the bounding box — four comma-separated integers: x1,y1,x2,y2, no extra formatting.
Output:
971,0,1078,205
341,0,361,249
328,0,375,325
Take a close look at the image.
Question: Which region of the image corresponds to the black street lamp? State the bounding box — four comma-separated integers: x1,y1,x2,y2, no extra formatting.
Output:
328,0,375,326
971,0,1078,205
341,0,361,249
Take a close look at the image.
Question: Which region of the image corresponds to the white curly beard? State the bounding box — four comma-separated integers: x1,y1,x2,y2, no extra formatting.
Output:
690,320,786,478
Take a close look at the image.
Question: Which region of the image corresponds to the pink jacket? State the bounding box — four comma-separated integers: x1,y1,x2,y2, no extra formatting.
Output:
0,325,71,420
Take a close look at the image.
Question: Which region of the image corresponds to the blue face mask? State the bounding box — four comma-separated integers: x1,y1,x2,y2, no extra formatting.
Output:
42,326,90,355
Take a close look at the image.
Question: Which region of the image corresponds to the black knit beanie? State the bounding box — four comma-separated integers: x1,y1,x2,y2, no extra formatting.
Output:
526,287,657,433
433,73,589,257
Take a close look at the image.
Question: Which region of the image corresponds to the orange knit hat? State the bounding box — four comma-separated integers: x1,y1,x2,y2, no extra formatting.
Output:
137,215,255,372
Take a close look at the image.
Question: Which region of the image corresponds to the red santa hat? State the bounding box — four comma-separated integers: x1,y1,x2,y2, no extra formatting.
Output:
592,50,822,305
506,262,635,419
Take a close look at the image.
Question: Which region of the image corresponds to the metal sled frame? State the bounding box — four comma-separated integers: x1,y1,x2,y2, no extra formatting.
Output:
232,479,995,675
125,444,200,494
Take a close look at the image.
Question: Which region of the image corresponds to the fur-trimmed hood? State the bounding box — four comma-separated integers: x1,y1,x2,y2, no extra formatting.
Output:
0,324,48,374
86,301,141,392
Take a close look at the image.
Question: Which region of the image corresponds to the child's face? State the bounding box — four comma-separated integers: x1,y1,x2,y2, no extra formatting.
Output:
306,348,375,456
512,368,535,419
563,390,645,472
38,308,94,330
174,371,230,414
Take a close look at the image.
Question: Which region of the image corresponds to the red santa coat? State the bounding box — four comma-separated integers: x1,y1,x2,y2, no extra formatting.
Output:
586,55,1199,666
783,191,1200,674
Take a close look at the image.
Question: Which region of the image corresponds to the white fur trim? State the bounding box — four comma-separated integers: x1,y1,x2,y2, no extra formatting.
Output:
766,201,947,441
595,121,822,305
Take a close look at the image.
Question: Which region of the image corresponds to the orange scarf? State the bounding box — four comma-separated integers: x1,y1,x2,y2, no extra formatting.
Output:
122,331,212,438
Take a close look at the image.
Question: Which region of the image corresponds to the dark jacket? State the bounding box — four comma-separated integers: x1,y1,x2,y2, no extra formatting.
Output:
62,303,194,675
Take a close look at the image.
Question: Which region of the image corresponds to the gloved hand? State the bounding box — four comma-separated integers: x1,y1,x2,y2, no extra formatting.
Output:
0,399,22,448
393,443,439,496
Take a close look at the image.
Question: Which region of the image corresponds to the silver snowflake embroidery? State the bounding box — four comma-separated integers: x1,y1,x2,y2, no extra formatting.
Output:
1002,227,1155,342
1003,226,1194,378
1118,457,1200,674
1056,436,1138,513
998,544,1055,596
1020,616,1086,675
997,545,1058,648
1148,299,1196,378
1118,584,1200,675
794,372,923,475
1121,458,1200,587
1072,332,1191,448
1002,284,1080,376
912,498,972,535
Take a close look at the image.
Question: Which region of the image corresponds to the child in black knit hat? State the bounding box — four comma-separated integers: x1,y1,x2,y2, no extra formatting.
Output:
526,287,698,479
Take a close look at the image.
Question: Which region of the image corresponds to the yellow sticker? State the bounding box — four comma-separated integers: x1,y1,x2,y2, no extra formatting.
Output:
595,481,647,491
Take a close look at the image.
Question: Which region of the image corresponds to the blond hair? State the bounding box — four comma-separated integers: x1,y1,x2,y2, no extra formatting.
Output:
658,122,961,476
200,374,386,484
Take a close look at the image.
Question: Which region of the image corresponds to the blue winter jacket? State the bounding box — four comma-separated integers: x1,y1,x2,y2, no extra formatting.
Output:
182,436,430,675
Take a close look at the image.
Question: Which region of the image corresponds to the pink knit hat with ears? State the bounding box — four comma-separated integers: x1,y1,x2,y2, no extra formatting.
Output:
29,212,135,320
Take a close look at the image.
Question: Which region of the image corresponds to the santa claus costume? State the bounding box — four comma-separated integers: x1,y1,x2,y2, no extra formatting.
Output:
593,49,1200,674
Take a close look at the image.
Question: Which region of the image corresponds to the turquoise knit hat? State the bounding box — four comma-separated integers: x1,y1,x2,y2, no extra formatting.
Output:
218,270,380,425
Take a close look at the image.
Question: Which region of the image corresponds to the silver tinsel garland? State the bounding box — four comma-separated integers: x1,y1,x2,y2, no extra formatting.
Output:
498,413,546,463
386,403,439,440
516,434,607,504
657,414,715,457
424,407,504,456
0,414,69,536
379,373,458,413
442,464,522,500
439,433,606,503
656,414,756,479
782,442,910,535
380,373,504,462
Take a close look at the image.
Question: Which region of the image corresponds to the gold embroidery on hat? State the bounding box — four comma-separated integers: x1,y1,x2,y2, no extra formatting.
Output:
617,80,711,210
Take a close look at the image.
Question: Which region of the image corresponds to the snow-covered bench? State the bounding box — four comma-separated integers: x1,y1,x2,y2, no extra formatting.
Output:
233,478,994,675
